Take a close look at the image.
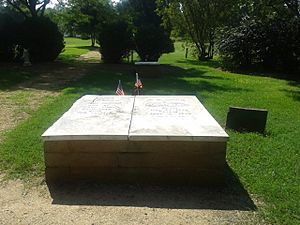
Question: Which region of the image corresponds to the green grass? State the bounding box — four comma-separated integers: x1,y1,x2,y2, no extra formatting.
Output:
58,37,96,62
0,38,299,224
0,69,36,90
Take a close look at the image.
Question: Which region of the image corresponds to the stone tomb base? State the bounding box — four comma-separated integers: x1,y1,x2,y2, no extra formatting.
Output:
44,141,226,185
42,96,228,185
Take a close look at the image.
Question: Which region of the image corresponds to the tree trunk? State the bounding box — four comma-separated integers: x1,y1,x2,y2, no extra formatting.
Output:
198,43,209,61
91,33,95,47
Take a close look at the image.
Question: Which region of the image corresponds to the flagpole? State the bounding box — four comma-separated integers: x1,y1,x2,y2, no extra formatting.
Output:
136,73,139,96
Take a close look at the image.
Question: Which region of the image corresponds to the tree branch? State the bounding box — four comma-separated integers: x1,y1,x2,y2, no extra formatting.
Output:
6,0,28,17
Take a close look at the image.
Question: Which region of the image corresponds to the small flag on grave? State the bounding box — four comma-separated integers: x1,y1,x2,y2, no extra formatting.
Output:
135,73,143,89
116,80,125,96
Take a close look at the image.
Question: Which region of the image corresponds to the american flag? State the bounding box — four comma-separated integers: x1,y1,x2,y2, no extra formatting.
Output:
135,73,143,89
116,80,125,95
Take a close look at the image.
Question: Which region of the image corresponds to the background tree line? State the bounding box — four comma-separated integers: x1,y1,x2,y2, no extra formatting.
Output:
1,0,299,76
0,0,174,64
0,0,64,62
158,0,299,74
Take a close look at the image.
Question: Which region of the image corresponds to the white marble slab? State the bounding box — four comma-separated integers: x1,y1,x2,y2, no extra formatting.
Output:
42,95,135,141
135,62,159,65
129,96,228,142
42,95,228,142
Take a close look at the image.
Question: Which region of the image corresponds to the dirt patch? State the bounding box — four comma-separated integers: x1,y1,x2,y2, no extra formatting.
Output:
0,90,56,135
78,51,101,62
0,63,86,141
0,176,264,225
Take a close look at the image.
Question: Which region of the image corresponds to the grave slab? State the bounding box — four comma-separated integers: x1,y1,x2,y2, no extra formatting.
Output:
130,96,228,141
42,95,229,185
42,95,134,141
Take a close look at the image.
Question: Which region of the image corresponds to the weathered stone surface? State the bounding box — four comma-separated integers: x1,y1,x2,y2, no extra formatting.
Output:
42,95,134,141
130,96,228,141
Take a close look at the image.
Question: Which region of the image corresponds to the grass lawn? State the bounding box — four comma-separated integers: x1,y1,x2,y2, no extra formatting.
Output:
0,38,299,224
58,37,96,62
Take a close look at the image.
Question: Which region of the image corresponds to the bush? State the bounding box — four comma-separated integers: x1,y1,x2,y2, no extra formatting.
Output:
135,24,174,61
130,0,174,62
218,19,300,74
0,11,21,62
98,20,133,63
19,17,65,62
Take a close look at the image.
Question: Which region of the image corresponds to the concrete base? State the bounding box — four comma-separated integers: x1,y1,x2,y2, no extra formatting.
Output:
44,141,226,185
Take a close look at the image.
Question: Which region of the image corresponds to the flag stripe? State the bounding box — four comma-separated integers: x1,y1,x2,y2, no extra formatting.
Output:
135,73,143,89
116,80,125,95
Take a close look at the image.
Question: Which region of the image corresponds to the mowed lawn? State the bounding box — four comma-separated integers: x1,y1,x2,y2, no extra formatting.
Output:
0,38,299,224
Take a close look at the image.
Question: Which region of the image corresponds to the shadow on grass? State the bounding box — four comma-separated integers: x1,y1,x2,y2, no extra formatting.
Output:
0,61,250,97
219,65,300,82
282,89,300,102
47,165,256,211
281,81,300,102
61,63,249,98
76,46,99,51
176,59,222,69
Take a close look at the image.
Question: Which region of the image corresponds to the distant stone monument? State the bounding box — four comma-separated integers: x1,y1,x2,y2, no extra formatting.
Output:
135,62,161,78
42,95,229,185
22,49,32,66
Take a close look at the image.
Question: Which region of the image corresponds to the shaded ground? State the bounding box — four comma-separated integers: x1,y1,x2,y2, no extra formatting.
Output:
0,53,266,225
0,63,86,141
0,175,264,225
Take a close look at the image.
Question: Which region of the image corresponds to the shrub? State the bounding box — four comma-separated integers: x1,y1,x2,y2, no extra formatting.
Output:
0,11,21,62
135,24,174,61
19,17,65,62
98,20,133,63
130,0,174,62
218,19,300,74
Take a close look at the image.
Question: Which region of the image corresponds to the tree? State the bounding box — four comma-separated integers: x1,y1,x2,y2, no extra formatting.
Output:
123,0,174,61
64,0,113,46
19,16,65,62
158,0,234,60
228,0,300,23
218,19,300,75
1,1,64,62
6,0,50,17
0,8,22,61
97,19,133,63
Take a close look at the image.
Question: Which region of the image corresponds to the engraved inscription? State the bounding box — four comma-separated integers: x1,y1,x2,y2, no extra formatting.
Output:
76,98,128,116
139,98,193,118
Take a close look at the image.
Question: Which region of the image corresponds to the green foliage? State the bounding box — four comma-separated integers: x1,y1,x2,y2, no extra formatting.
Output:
126,0,174,61
218,19,300,75
19,17,65,62
6,0,50,17
0,10,20,61
158,0,234,60
62,0,113,46
232,0,300,22
98,19,133,63
134,23,174,61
